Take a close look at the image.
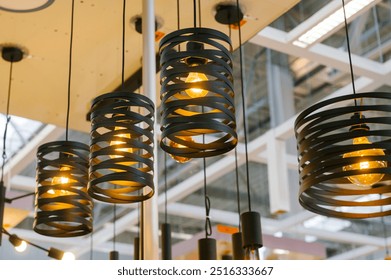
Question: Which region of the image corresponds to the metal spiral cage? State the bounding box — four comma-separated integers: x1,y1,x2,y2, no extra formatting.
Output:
295,92,391,219
34,141,93,237
159,27,237,159
89,91,155,203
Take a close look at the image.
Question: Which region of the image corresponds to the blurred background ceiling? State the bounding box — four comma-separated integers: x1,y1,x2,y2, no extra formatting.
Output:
1,0,391,260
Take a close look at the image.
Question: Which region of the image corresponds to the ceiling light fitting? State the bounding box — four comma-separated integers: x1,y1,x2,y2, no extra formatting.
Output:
159,27,237,159
88,0,155,204
294,0,391,219
34,0,92,237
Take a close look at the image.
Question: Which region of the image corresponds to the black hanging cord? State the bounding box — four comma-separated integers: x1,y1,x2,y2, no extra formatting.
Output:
1,60,13,184
228,20,240,230
65,0,75,141
193,0,197,28
164,153,168,224
198,0,202,28
203,157,212,239
121,0,126,89
341,0,357,106
113,203,117,252
236,0,252,211
90,229,93,260
234,148,241,231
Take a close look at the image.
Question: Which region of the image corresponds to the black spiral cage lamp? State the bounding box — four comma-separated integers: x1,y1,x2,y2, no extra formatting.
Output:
295,92,391,219
89,91,155,203
34,141,93,237
159,27,237,159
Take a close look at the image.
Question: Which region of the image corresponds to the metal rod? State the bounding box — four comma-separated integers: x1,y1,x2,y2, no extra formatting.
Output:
142,0,159,260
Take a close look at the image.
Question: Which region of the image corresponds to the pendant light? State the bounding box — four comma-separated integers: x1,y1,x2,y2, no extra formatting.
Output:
88,0,155,204
198,158,217,260
214,2,245,260
294,0,391,219
0,46,24,245
34,0,93,237
159,0,237,160
228,0,263,260
161,153,172,260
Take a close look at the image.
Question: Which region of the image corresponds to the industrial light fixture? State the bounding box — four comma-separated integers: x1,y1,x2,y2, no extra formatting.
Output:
198,158,217,260
294,0,391,219
88,0,155,204
2,228,74,260
9,234,27,252
214,2,245,261
159,0,237,160
34,0,93,237
292,0,378,48
219,0,264,260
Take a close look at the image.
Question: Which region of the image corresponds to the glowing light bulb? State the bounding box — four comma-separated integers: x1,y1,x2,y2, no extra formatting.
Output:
62,252,75,260
185,72,208,98
244,246,260,260
110,126,133,158
169,136,194,163
51,166,71,186
343,136,387,187
48,166,74,196
14,240,27,253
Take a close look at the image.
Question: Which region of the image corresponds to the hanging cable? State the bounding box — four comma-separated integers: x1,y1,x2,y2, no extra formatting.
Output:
193,0,197,28
90,229,93,260
234,148,241,231
121,0,126,89
203,157,212,239
164,153,168,224
1,61,13,184
236,0,252,211
198,0,201,28
341,0,357,106
65,0,75,141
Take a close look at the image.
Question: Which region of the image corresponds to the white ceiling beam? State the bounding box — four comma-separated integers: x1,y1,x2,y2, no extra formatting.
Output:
328,245,380,260
252,27,386,80
287,0,381,46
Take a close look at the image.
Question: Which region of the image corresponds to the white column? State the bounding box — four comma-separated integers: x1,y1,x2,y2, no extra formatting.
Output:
266,131,291,214
142,0,159,260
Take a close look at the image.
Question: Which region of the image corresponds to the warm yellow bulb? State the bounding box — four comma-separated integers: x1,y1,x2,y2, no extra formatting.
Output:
185,72,208,98
110,127,133,157
62,252,75,260
51,167,71,186
169,136,194,163
49,166,74,195
14,240,27,253
343,136,387,187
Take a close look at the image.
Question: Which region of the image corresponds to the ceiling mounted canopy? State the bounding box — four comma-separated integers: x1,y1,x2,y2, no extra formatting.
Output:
159,27,237,159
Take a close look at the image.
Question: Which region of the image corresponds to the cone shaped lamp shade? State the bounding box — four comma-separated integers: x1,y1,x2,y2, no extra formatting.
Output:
159,27,237,159
295,92,391,219
89,92,155,203
34,141,93,237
